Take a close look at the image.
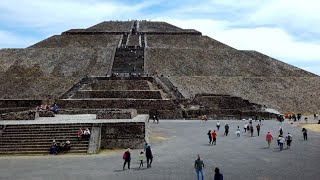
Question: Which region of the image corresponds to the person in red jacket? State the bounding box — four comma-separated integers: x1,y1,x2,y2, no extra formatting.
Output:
211,130,217,145
266,131,273,148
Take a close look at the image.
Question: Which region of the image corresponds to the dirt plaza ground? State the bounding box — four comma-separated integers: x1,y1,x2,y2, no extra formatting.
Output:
0,119,319,180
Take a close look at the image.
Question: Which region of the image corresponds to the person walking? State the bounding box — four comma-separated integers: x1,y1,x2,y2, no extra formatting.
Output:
279,127,283,136
244,123,248,133
278,135,285,151
145,144,153,168
266,131,273,148
212,130,217,145
224,123,229,136
256,124,261,136
236,126,241,137
138,151,144,168
207,130,212,144
214,167,223,180
285,133,293,149
302,128,308,141
216,121,221,130
123,148,131,170
194,154,205,180
250,125,254,137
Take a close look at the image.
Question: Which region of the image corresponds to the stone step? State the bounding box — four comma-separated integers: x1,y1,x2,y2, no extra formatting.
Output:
0,144,88,148
0,141,88,145
72,90,162,99
0,149,87,154
0,139,89,143
1,133,80,137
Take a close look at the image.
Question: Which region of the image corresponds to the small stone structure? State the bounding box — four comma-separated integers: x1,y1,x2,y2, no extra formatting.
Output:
0,110,35,120
96,109,137,119
38,111,55,117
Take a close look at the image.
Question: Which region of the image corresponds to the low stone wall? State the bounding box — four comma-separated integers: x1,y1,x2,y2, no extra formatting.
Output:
186,109,275,120
38,111,55,117
0,110,35,120
91,80,150,91
100,121,149,149
58,99,177,110
73,90,162,99
0,100,41,108
96,109,137,119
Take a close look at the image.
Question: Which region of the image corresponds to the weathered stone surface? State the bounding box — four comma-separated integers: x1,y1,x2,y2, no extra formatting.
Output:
171,76,320,114
0,111,35,120
72,90,162,99
58,99,177,110
90,80,150,90
100,122,149,149
96,109,137,119
38,111,55,117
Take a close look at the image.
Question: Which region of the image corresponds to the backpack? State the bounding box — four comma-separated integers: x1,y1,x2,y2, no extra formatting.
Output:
122,153,126,160
287,135,292,141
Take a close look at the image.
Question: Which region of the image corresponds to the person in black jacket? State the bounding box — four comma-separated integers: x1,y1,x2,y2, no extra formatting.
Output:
145,145,153,168
214,167,223,180
207,130,212,144
123,148,131,170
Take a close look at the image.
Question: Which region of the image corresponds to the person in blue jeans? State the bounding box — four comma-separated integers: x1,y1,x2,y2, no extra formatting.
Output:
194,154,205,180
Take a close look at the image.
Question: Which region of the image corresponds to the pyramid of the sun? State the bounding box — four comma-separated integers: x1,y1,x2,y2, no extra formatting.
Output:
0,20,319,114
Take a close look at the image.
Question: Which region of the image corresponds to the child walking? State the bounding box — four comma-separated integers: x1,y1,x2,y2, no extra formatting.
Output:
139,151,144,168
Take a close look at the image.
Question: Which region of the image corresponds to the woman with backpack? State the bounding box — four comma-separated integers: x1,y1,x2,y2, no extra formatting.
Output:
123,148,131,170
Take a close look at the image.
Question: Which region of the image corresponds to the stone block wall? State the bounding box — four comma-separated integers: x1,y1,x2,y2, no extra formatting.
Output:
58,99,176,110
0,100,42,108
91,80,150,90
0,110,35,120
72,90,162,99
100,122,148,149
96,109,137,119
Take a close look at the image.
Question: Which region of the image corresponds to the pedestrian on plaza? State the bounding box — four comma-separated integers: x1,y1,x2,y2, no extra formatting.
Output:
224,123,229,136
246,124,250,134
285,133,293,149
138,151,144,168
236,126,241,137
244,123,248,132
212,130,217,145
214,167,223,180
277,134,282,146
145,144,153,168
304,117,308,123
207,130,212,144
302,128,308,141
250,125,254,137
266,131,273,148
216,121,221,130
123,148,131,170
278,135,285,151
256,124,261,136
194,154,205,180
279,127,283,136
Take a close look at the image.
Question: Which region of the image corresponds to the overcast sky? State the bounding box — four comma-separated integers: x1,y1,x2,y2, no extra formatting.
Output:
0,0,319,75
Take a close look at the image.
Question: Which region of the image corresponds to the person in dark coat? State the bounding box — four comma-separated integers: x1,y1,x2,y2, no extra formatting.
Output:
145,145,153,168
302,128,308,141
214,167,223,180
224,124,229,136
123,148,131,170
207,130,212,144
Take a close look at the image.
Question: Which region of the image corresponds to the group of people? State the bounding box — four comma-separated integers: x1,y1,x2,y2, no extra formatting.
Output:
49,139,71,154
122,143,153,170
36,103,59,114
77,128,91,140
194,154,223,180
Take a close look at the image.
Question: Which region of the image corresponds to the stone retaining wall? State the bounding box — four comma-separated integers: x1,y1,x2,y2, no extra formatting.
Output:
100,121,149,149
0,110,35,120
73,90,162,99
96,109,137,119
58,99,176,110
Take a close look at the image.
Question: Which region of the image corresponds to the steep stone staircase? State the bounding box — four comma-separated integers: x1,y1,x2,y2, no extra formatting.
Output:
0,123,91,154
